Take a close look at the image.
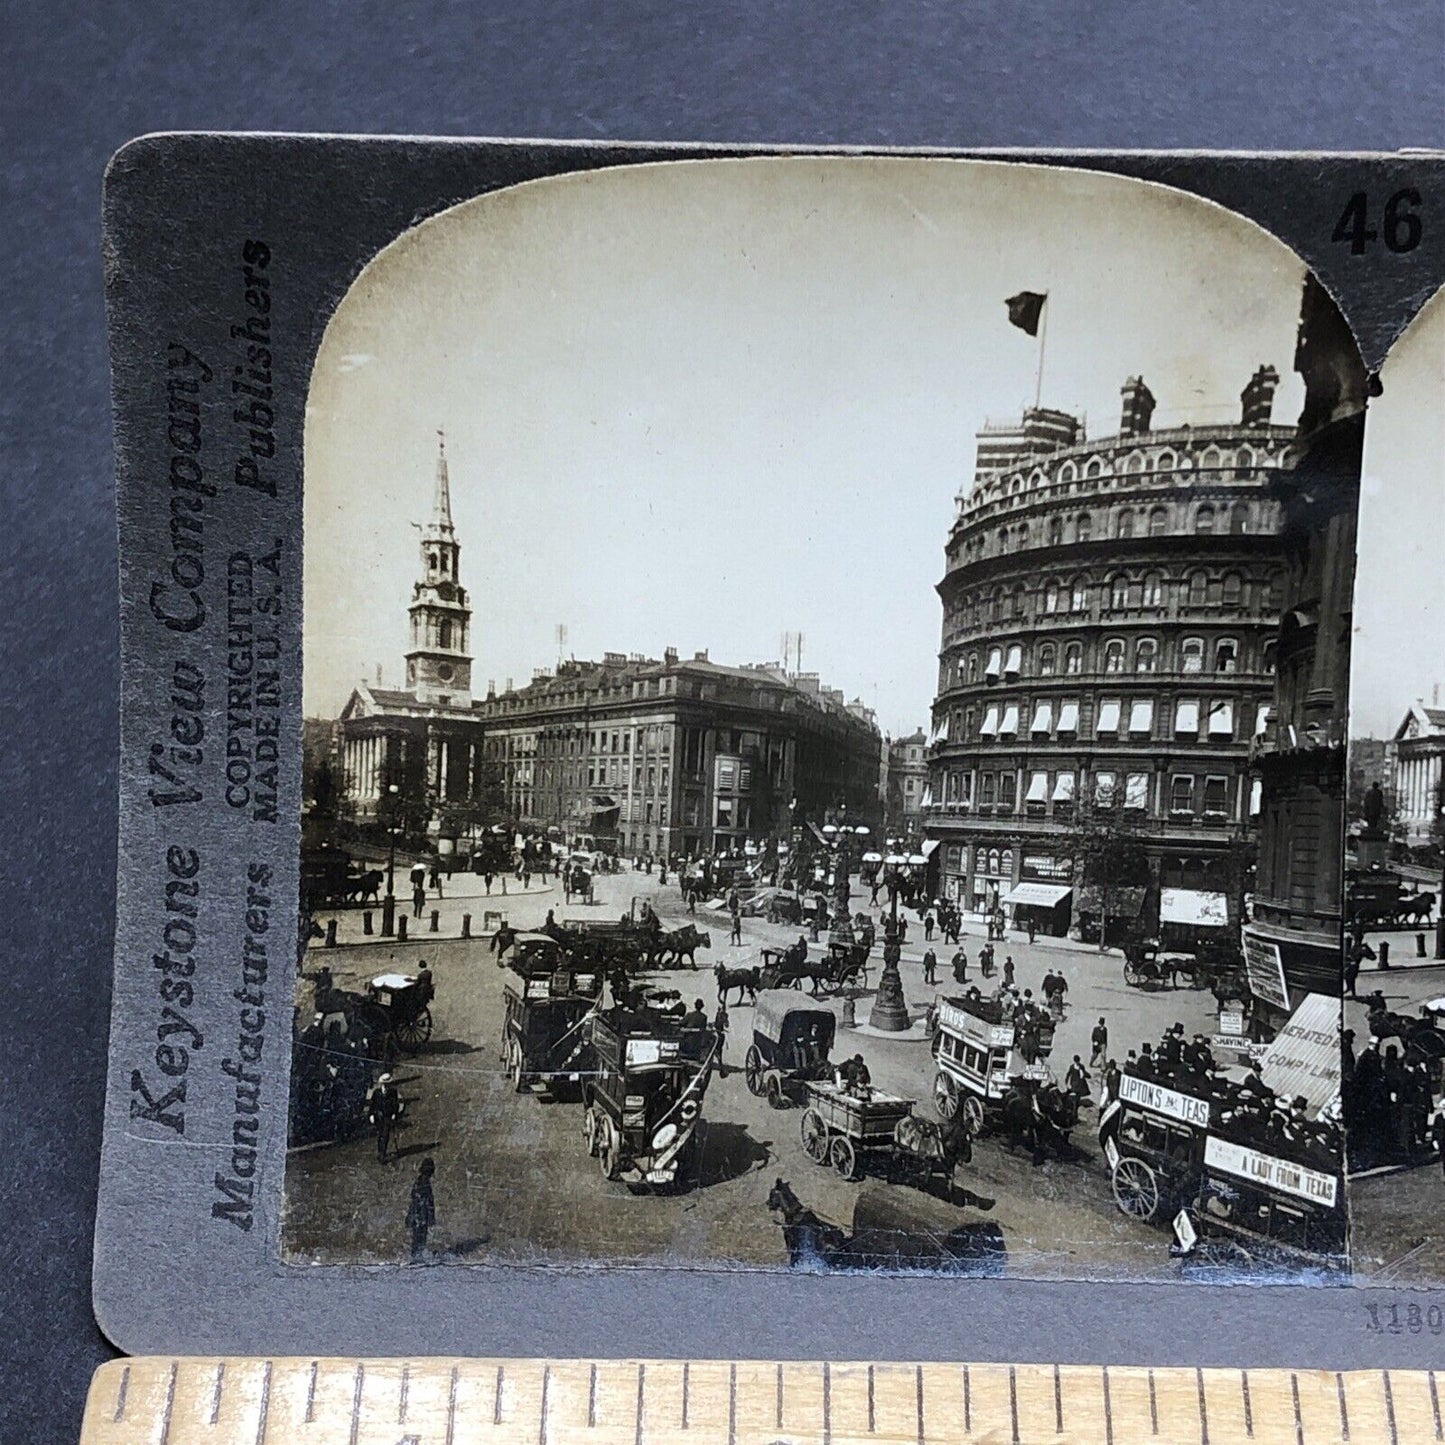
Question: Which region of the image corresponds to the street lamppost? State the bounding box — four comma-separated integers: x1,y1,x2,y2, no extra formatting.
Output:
382,782,400,937
868,840,914,1032
819,821,866,949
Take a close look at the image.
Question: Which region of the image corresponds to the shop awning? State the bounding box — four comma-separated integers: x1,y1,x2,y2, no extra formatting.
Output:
1004,643,1022,675
1057,700,1079,733
1174,700,1200,734
1026,771,1048,802
1052,771,1076,802
985,648,1002,679
1159,888,1230,927
1096,699,1121,734
999,704,1020,736
919,784,933,808
980,705,999,737
921,840,941,857
1258,992,1341,1115
1030,701,1053,734
1004,881,1073,908
1208,700,1235,737
1128,699,1154,734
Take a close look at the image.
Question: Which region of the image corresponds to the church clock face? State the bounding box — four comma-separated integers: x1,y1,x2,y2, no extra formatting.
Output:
436,662,454,683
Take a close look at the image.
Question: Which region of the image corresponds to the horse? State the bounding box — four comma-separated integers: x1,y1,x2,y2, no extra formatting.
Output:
997,1080,1076,1165
1398,891,1437,927
715,962,761,1006
654,925,711,969
766,1177,847,1268
348,869,383,906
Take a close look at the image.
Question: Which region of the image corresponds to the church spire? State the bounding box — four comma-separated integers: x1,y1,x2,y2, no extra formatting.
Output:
427,428,455,539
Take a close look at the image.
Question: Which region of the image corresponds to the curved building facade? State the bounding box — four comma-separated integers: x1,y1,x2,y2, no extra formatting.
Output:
924,369,1293,939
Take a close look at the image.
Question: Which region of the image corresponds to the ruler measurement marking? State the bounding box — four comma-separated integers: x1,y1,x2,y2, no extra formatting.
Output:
1291,1372,1303,1445
1197,1366,1210,1445
209,1363,225,1426
776,1362,784,1430
1009,1365,1019,1445
1148,1369,1158,1435
447,1365,459,1445
588,1363,598,1428
728,1362,737,1445
1052,1363,1062,1434
112,1364,130,1423
494,1365,505,1426
915,1364,925,1445
963,1364,971,1436
1241,1370,1254,1439
254,1362,271,1445
1101,1365,1113,1445
1336,1371,1349,1441
823,1361,831,1445
681,1362,690,1429
868,1364,876,1432
540,1363,552,1445
1384,1369,1399,1445
634,1362,646,1445
400,1362,410,1425
304,1361,318,1423
349,1362,365,1445
158,1361,177,1445
1431,1369,1442,1441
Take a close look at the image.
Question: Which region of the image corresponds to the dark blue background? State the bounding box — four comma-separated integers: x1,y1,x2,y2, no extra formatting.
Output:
2,3,1441,1439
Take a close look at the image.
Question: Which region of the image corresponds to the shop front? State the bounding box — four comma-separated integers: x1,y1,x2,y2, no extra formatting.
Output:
1004,853,1075,936
1158,886,1231,952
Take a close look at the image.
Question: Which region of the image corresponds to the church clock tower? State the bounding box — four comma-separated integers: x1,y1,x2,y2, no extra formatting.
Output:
405,432,473,707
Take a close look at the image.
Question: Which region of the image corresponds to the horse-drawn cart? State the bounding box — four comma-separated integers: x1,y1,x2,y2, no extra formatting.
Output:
798,1081,970,1191
365,971,436,1054
743,992,835,1108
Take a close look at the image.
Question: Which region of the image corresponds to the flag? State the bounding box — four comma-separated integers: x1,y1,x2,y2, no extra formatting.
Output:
1005,290,1047,337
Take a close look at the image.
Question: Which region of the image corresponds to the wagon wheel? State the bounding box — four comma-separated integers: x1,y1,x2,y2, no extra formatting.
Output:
744,1046,764,1096
598,1115,622,1181
800,1108,830,1164
1111,1157,1163,1223
829,1135,860,1181
961,1095,985,1135
582,1105,600,1157
1123,960,1146,987
766,1075,788,1110
395,1006,433,1053
506,1037,526,1093
933,1070,959,1120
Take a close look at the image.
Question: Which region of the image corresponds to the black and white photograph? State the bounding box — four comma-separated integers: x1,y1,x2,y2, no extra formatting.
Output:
1340,285,1445,1284
284,156,1365,1282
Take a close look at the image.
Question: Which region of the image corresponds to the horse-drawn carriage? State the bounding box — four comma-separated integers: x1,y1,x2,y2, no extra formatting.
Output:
743,992,835,1107
798,1080,972,1194
1347,866,1436,931
581,1001,716,1188
363,971,436,1054
501,948,603,1095
300,843,384,911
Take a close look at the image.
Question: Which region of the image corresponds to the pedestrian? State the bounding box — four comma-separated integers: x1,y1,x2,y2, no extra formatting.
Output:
367,1072,402,1163
410,859,427,895
924,911,935,941
411,878,426,920
429,861,444,896
406,1157,436,1260
687,885,697,915
483,869,494,896
870,879,880,906
1027,917,1037,945
1065,1054,1090,1099
1090,1017,1108,1068
730,904,742,946
1002,955,1015,989
922,947,937,985
951,947,968,985
713,1000,730,1074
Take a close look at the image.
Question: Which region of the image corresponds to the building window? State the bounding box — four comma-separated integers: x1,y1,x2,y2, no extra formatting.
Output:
438,619,453,648
1004,644,1022,677
1230,502,1250,535
1222,572,1243,606
966,652,978,682
1104,638,1126,674
1215,639,1239,674
1181,636,1205,674
1156,448,1176,472
1057,698,1080,735
738,765,752,790
1110,575,1128,610
1044,579,1060,614
1115,509,1134,539
985,646,1002,680
717,759,736,789
1095,770,1118,807
1134,638,1158,673
1125,772,1150,811
1026,770,1048,808
999,703,1020,737
1169,774,1195,814
1064,642,1083,676
1194,504,1215,535
1148,506,1168,537
999,773,1017,809
1203,775,1229,817
1076,512,1092,543
1235,446,1254,478
1048,516,1064,546
1070,575,1089,611
1174,699,1200,735
980,773,996,807
1084,457,1103,478
1053,771,1076,808
1128,699,1154,735
1030,700,1053,735
1096,698,1122,735
1207,699,1235,737
1142,571,1163,607
980,705,999,738
1038,644,1057,677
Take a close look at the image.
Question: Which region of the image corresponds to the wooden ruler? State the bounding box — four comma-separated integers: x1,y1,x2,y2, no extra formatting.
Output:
80,1357,1445,1444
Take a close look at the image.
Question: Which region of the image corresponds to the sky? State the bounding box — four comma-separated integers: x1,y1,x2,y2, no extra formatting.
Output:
1351,284,1445,739
303,156,1310,733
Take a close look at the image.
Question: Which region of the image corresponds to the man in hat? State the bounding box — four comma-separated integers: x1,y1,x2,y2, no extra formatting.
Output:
1090,1017,1108,1069
837,1052,872,1095
368,1071,402,1163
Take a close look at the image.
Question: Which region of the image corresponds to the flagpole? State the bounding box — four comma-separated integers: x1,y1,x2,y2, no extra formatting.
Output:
1033,294,1049,411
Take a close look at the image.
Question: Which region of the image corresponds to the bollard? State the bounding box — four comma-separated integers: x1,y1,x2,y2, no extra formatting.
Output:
1419,932,1428,958
430,909,440,933
840,996,856,1029
363,910,374,936
1379,939,1390,970
381,896,395,937
461,913,471,939
398,915,408,942
325,919,338,947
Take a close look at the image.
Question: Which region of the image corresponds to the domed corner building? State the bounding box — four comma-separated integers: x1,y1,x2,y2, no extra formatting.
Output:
922,365,1294,947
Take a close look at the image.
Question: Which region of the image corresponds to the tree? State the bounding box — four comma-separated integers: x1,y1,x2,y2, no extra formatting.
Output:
1061,799,1151,950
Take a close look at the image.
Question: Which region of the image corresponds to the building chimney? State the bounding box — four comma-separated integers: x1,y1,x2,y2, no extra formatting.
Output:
1119,376,1156,438
664,646,678,665
1240,364,1280,427
487,679,496,698
505,676,513,693
694,649,709,662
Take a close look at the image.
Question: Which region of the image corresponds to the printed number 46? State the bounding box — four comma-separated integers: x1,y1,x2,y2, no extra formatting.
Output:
1333,189,1423,254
